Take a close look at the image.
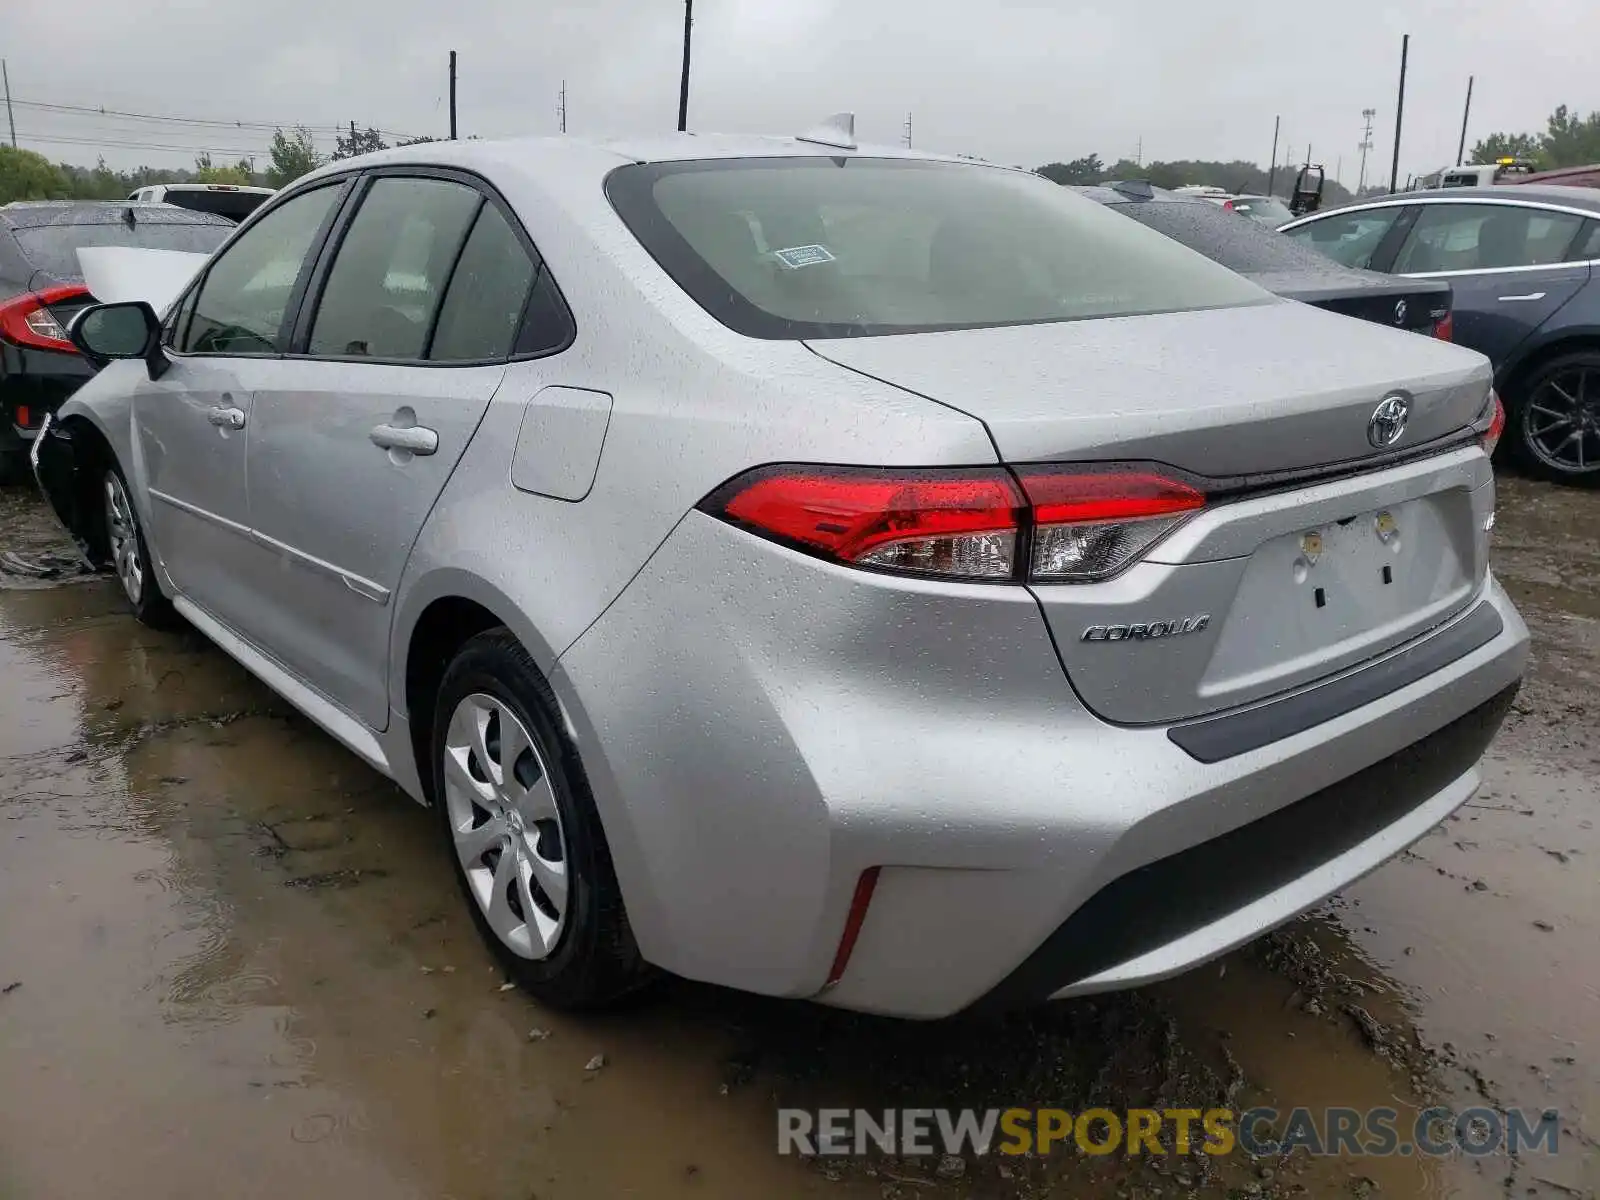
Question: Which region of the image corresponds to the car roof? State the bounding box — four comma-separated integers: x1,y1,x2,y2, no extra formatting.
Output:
0,200,238,230
1339,184,1600,212
291,131,1026,188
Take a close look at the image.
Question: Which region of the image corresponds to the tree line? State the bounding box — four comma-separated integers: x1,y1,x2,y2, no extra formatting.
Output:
0,123,439,205
1470,105,1600,172
1033,153,1362,204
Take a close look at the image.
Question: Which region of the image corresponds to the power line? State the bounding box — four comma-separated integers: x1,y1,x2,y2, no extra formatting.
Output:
8,95,426,141
16,130,273,156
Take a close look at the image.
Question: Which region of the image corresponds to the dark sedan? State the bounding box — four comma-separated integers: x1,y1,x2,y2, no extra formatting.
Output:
1074,181,1454,340
0,202,234,483
1282,185,1600,484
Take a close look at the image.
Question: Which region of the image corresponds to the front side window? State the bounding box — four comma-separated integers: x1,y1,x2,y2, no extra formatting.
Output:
307,176,482,360
1283,206,1405,269
1391,204,1584,273
182,184,341,354
607,157,1268,339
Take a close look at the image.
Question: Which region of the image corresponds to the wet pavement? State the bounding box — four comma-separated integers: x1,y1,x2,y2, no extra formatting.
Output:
0,474,1594,1200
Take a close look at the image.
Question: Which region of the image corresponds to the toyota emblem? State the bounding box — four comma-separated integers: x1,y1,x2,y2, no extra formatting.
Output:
1394,299,1408,326
1368,394,1411,448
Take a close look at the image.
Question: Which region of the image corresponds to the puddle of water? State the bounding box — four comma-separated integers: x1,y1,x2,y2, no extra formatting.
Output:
1,478,1595,1199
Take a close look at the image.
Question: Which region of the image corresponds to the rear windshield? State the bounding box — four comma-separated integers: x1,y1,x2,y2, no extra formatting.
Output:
15,218,232,280
606,157,1268,339
164,190,273,222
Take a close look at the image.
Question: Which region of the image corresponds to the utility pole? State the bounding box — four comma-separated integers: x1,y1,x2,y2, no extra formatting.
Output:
449,50,458,140
677,0,694,132
1358,107,1376,193
558,80,567,133
1267,114,1280,197
903,112,912,149
1389,34,1409,193
2,60,15,149
1456,75,1474,165
1135,136,1142,167
1335,155,1341,185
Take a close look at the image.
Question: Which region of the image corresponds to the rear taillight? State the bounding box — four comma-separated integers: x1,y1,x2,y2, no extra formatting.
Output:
702,464,1204,583
1016,469,1206,581
1433,311,1454,341
0,285,88,354
1479,390,1505,456
1222,199,1236,210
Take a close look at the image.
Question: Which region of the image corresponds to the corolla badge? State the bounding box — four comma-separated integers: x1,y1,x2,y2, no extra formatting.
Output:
1394,298,1408,325
1081,614,1211,643
1367,393,1411,448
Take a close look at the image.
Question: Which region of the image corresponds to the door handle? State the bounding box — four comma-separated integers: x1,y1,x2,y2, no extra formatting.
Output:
1497,292,1547,302
207,406,246,430
370,423,438,456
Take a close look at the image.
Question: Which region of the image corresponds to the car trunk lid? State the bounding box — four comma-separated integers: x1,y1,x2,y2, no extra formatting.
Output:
808,301,1496,725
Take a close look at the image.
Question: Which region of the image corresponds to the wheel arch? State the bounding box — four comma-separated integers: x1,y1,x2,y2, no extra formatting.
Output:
1495,327,1600,398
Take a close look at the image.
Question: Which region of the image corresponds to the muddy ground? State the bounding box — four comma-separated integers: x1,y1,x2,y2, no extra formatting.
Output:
0,475,1594,1200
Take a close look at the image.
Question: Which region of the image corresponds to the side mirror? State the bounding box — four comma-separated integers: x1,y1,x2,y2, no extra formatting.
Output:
68,301,170,380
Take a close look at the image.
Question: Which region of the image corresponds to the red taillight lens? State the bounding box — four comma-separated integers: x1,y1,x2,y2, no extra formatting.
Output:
1018,469,1205,581
703,464,1205,583
0,285,88,354
1480,390,1505,456
1222,199,1235,210
709,466,1024,580
1433,311,1454,341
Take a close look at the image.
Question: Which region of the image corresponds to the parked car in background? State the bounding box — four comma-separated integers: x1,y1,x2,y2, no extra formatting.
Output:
1282,185,1600,483
0,202,234,482
127,183,276,223
37,130,1524,1018
1076,181,1452,337
1414,159,1538,190
1219,193,1296,227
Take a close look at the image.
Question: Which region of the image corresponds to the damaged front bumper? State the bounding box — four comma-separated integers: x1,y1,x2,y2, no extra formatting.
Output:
30,413,105,569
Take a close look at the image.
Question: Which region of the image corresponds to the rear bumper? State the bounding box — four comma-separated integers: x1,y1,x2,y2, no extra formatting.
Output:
1,345,92,451
555,511,1528,1019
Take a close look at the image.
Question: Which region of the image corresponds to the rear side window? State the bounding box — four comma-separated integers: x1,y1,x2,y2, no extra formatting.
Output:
308,176,482,360
165,190,272,223
183,184,341,354
428,202,539,361
1283,207,1405,269
1390,204,1584,273
607,157,1267,339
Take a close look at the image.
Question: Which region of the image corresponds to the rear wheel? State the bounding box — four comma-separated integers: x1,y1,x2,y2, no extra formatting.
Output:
432,628,654,1009
102,464,178,627
1507,351,1600,485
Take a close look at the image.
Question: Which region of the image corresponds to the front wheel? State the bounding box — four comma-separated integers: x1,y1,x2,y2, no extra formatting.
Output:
432,628,654,1009
1506,351,1600,485
102,464,178,627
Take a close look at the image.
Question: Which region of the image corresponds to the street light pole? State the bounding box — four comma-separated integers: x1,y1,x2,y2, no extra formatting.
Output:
677,0,694,132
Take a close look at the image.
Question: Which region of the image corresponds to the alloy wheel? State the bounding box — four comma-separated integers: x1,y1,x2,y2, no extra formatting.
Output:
442,692,569,960
104,471,144,605
1524,366,1600,474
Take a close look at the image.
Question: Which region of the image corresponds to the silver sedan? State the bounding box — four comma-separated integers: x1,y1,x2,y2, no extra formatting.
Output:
36,121,1527,1018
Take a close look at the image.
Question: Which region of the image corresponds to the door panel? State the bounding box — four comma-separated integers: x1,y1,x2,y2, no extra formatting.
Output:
133,359,253,619
1394,202,1591,366
240,359,505,728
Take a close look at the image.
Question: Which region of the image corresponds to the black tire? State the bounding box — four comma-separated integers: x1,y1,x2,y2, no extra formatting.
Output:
1505,350,1600,486
431,627,655,1009
100,461,179,628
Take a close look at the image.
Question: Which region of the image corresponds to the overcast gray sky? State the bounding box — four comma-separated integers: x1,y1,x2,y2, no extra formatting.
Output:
8,0,1597,186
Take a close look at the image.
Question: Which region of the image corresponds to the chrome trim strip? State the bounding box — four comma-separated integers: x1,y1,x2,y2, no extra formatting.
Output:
1402,262,1594,280
250,526,392,605
1281,194,1600,228
149,487,390,605
148,486,254,538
